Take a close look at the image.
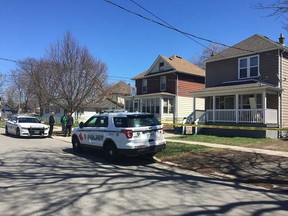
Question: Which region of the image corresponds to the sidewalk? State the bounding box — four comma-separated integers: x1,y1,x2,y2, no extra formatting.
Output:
52,127,288,157
165,138,288,158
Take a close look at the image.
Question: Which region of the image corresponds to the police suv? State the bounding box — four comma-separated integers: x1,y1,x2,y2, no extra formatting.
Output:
72,112,166,161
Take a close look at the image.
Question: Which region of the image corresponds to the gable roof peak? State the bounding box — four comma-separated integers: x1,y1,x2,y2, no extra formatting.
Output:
207,33,286,62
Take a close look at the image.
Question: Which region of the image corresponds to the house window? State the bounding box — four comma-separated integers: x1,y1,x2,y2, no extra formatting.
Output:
163,98,174,114
142,99,147,112
125,100,133,112
238,55,259,79
140,98,159,114
160,76,166,91
238,94,262,109
142,79,147,93
159,62,164,71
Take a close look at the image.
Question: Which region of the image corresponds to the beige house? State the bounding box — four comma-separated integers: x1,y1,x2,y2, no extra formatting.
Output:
125,55,205,124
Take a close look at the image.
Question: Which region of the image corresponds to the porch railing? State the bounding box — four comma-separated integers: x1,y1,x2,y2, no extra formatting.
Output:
206,109,277,124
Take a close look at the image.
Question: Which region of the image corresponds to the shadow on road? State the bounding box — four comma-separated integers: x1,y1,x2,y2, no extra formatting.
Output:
1,146,288,215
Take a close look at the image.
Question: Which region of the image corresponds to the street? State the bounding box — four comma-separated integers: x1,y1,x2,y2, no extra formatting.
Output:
0,128,288,216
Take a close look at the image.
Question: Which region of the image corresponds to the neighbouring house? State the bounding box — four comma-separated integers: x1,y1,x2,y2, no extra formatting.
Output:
125,54,205,124
78,80,132,118
42,81,132,122
191,34,288,138
1,104,14,119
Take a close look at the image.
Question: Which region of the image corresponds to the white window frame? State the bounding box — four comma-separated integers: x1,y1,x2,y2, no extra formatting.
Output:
159,62,164,71
142,79,147,93
163,98,174,114
160,76,166,91
238,55,259,79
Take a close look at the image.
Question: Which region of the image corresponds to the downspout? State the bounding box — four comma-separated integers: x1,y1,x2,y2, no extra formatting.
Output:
174,72,179,124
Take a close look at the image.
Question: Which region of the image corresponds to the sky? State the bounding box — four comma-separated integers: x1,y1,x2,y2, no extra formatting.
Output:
0,0,286,86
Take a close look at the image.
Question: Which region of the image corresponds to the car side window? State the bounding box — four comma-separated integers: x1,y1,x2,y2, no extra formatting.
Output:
114,117,128,127
95,117,108,127
85,117,98,127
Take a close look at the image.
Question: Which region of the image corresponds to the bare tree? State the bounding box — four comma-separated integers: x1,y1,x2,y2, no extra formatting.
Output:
10,69,35,113
254,0,288,30
45,32,108,113
191,43,225,69
17,58,58,115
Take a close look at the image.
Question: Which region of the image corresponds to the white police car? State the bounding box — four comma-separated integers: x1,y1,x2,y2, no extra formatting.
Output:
72,112,166,161
5,115,49,137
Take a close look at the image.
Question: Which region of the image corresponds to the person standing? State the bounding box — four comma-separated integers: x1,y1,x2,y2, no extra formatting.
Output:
48,112,55,137
60,113,67,134
65,112,74,137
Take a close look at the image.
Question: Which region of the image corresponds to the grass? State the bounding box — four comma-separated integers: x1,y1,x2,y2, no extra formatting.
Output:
0,120,5,127
156,141,211,159
167,134,283,146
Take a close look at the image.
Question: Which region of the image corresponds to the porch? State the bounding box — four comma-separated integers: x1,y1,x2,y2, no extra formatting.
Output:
191,82,281,126
205,108,278,124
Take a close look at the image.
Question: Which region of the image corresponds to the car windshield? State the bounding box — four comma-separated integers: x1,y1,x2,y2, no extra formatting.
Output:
114,114,160,127
18,117,41,123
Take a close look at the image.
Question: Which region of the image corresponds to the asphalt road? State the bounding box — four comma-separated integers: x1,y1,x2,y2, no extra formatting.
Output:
1,128,288,216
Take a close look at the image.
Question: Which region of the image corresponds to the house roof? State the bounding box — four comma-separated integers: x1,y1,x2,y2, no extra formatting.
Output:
207,34,288,62
132,55,205,80
108,81,131,95
191,82,281,97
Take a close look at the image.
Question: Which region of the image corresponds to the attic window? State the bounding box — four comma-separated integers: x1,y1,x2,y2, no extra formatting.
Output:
159,62,164,71
142,79,147,93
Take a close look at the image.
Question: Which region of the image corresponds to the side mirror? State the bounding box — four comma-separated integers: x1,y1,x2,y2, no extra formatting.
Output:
79,122,85,128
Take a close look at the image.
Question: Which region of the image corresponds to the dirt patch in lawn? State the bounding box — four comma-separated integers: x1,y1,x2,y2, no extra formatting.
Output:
159,143,288,190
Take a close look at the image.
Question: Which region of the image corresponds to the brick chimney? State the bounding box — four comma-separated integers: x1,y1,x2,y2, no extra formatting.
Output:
279,33,285,45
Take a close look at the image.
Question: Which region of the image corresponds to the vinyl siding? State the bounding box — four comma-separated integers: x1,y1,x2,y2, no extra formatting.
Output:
175,96,205,123
206,50,279,88
178,74,205,97
136,73,204,96
282,56,288,128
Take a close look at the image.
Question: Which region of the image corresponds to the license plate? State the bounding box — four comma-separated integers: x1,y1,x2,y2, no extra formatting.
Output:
34,131,40,134
147,131,156,139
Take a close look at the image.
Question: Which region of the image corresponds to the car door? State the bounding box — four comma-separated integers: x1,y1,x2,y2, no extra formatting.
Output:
93,116,108,147
78,116,98,145
7,116,17,135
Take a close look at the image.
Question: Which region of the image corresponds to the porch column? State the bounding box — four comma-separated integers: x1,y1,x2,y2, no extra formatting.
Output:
193,97,196,120
262,91,266,124
236,93,239,123
213,95,215,122
160,97,163,122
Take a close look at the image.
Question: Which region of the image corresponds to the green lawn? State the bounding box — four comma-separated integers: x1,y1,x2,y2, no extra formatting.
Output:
156,141,211,159
0,120,5,128
167,134,283,146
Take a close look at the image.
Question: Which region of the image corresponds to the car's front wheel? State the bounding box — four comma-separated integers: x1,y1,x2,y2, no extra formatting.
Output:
72,136,82,152
5,126,9,136
104,142,119,162
16,128,21,137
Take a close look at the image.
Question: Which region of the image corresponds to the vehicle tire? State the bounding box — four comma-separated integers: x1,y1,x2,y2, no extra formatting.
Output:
146,152,157,158
16,128,21,137
5,126,9,136
72,137,82,153
104,142,119,162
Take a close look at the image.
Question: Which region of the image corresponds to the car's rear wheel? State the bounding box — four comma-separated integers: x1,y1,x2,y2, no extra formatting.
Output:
72,137,82,152
16,128,21,137
146,152,157,158
104,142,119,162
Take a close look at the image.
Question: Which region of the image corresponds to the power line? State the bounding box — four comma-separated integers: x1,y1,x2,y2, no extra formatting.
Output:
104,0,257,54
129,0,211,52
0,56,135,83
